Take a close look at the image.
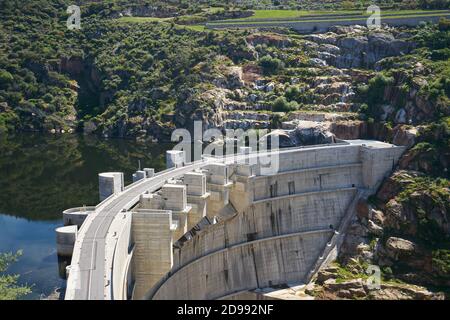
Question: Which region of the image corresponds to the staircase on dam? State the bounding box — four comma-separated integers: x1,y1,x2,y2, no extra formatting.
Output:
57,140,405,300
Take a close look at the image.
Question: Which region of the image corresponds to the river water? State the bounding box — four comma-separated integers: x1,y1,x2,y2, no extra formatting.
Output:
0,133,172,299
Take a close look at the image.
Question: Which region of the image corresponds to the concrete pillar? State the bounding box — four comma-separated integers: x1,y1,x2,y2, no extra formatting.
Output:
162,184,187,211
56,225,77,257
144,168,155,178
99,172,124,201
184,172,207,196
131,210,177,300
162,184,191,241
139,193,163,210
207,163,229,185
166,150,185,169
205,163,232,218
184,172,209,230
132,170,146,183
229,164,255,212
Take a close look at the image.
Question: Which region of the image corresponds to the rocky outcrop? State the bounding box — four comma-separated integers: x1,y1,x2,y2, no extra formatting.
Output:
213,66,245,89
246,33,292,48
311,265,445,300
260,121,335,148
330,120,367,140
117,5,179,18
307,27,415,69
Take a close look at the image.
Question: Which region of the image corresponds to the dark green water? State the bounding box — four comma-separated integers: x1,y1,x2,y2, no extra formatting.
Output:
0,133,172,299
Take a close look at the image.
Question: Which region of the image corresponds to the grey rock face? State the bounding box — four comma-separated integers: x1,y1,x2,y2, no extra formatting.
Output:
309,27,415,69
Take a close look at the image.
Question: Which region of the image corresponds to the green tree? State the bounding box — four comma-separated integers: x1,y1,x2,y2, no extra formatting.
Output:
259,55,284,75
272,96,298,112
0,251,31,300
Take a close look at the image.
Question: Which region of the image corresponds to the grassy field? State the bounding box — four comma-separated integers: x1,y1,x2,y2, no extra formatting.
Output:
115,9,450,31
116,16,170,23
208,12,450,26
183,25,206,32
223,9,450,21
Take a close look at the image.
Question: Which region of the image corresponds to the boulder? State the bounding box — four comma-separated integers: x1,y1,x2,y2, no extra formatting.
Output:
385,237,416,258
367,219,383,236
392,125,417,148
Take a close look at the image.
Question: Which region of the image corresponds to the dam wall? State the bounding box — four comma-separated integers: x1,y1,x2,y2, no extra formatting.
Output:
62,140,405,300
153,229,333,300
146,141,405,300
172,188,357,271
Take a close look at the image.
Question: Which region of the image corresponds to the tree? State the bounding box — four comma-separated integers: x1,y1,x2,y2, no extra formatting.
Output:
0,251,31,300
272,96,298,112
259,55,284,75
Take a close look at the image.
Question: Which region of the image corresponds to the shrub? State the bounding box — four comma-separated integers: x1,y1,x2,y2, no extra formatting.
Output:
272,96,298,112
285,85,302,102
0,69,13,86
438,17,450,31
259,55,284,75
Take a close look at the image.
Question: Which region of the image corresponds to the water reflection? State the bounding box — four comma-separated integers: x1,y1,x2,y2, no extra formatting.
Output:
0,133,172,221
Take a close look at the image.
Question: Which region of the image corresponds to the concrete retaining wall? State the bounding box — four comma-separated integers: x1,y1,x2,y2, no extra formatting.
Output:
207,15,450,33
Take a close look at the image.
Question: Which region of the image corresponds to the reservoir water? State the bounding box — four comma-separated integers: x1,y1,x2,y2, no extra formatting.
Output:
0,133,172,299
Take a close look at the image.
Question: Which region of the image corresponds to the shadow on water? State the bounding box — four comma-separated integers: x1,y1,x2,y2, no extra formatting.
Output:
0,132,173,299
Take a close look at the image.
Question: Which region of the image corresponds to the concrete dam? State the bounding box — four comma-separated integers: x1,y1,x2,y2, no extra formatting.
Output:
57,140,405,300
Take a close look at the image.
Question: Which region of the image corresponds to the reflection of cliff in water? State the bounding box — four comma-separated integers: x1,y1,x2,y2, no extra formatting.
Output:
0,133,172,221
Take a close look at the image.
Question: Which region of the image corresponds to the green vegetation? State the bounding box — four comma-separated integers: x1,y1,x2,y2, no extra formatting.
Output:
432,249,450,278
213,9,450,22
209,11,450,27
0,251,31,300
259,55,285,75
0,0,260,137
272,96,298,112
396,175,450,247
333,259,405,285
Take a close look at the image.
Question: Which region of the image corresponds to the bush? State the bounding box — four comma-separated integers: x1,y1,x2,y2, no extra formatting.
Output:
367,74,394,106
259,55,284,75
438,17,450,32
432,249,450,277
0,69,13,86
272,96,298,112
285,85,302,102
